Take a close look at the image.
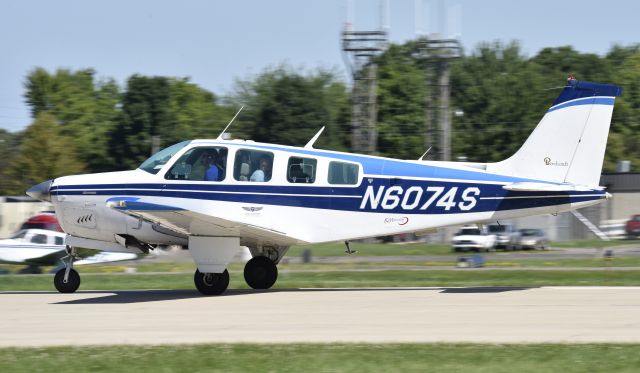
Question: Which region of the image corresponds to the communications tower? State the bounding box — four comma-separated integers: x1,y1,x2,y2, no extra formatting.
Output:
341,2,389,155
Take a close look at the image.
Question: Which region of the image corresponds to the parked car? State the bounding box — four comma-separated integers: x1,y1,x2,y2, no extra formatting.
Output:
518,228,549,250
625,215,640,239
487,224,521,250
451,226,496,252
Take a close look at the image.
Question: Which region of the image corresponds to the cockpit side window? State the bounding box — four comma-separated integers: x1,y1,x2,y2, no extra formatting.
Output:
165,146,228,181
287,157,317,183
31,234,47,244
139,141,191,175
328,161,359,185
234,149,274,182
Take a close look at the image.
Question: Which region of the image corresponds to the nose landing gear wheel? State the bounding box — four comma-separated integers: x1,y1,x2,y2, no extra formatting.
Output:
244,256,278,289
54,268,81,293
194,269,229,295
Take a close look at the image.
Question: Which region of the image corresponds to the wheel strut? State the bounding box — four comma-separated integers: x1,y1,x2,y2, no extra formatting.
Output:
54,246,81,293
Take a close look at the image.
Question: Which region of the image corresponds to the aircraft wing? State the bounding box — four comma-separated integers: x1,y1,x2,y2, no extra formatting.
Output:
106,197,304,247
0,242,138,266
75,251,138,265
502,182,604,192
0,244,65,266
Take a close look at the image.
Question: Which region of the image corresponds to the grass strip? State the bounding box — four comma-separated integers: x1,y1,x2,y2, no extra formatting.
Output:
2,269,640,291
1,343,639,373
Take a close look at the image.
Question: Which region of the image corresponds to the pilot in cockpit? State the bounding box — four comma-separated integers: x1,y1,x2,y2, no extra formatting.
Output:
201,150,221,181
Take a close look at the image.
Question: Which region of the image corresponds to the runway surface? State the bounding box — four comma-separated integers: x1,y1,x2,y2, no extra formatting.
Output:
2,286,640,346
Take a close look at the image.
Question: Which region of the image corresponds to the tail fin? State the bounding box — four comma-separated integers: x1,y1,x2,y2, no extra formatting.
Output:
488,79,622,186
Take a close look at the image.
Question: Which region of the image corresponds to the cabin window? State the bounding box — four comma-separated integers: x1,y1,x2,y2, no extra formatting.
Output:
139,141,191,175
31,234,47,244
165,146,228,181
234,149,274,182
328,161,359,185
287,157,317,184
54,236,64,245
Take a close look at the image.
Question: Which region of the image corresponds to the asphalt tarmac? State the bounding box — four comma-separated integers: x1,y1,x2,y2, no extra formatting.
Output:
1,286,639,346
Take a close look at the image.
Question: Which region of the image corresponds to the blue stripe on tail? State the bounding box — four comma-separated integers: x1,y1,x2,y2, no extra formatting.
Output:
552,79,622,107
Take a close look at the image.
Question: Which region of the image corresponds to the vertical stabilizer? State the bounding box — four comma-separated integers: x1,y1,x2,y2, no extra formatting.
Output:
487,79,622,186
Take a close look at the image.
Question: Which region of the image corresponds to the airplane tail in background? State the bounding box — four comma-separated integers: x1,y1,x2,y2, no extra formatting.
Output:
488,79,622,186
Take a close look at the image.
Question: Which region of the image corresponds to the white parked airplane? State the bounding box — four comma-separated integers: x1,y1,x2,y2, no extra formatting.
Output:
0,228,137,276
27,78,622,295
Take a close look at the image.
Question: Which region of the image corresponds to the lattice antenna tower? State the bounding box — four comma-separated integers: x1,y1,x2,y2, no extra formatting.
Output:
341,0,389,155
415,0,462,161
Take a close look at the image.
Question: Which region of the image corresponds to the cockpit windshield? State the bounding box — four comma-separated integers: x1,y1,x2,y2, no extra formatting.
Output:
138,141,191,174
9,230,27,240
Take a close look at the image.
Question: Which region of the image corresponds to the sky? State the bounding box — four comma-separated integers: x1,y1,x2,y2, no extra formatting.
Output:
1,0,638,132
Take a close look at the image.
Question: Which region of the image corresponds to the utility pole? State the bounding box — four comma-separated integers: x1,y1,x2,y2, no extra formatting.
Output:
341,1,388,155
151,135,161,155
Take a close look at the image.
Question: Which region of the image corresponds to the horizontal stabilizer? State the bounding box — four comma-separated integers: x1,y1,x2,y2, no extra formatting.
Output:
502,182,604,192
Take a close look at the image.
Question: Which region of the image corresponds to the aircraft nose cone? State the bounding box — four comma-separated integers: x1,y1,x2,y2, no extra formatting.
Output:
26,179,53,202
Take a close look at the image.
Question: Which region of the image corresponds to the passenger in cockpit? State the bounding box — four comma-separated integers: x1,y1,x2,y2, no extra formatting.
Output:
250,156,272,182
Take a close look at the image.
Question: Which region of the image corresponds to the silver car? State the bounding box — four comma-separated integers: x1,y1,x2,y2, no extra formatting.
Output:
487,224,521,250
518,229,549,250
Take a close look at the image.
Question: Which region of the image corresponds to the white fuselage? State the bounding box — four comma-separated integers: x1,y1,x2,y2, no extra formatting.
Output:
48,139,606,253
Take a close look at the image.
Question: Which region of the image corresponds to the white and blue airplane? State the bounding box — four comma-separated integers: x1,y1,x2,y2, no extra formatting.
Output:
0,228,137,274
27,78,622,295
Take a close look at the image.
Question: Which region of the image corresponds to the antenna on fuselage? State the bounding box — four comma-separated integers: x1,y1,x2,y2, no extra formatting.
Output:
304,126,325,149
418,147,432,161
217,105,244,140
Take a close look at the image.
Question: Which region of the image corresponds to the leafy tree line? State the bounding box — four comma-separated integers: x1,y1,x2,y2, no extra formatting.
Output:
376,41,640,171
1,41,640,195
0,66,350,194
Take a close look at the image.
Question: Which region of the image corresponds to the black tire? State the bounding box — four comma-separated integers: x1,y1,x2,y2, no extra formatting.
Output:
54,268,80,293
244,256,278,290
194,269,229,295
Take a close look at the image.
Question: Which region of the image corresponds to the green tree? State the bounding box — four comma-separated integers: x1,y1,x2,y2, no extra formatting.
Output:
3,113,85,195
168,78,233,140
109,75,172,170
450,42,551,162
606,50,640,171
230,66,350,151
110,76,232,170
24,68,120,172
0,130,23,194
376,41,426,159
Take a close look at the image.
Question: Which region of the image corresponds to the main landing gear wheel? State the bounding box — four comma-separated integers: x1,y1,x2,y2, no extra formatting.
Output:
54,268,80,293
194,269,229,295
244,256,278,290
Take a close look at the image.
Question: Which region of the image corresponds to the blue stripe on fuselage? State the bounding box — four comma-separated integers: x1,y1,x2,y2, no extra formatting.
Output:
226,144,542,183
52,178,605,215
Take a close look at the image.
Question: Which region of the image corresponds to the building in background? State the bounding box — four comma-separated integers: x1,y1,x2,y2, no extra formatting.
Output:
0,197,52,237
